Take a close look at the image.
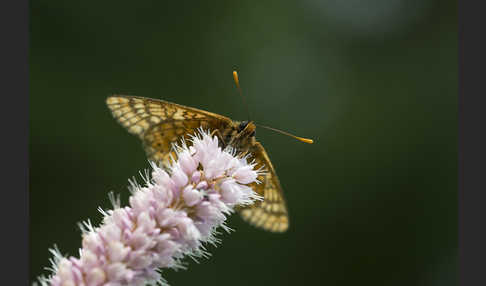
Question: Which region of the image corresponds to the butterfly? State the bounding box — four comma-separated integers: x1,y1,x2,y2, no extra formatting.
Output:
106,95,293,232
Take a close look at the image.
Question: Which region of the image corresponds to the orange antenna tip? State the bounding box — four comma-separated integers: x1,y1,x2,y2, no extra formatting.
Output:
233,71,240,89
296,137,314,144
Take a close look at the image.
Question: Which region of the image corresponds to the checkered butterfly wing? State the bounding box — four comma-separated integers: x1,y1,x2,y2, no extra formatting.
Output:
106,95,232,166
238,142,289,232
106,95,289,232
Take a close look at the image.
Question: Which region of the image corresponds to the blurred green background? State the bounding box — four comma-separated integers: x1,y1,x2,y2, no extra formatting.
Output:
30,0,457,285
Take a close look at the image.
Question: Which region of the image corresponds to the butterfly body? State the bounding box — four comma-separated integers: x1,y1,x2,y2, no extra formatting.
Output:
106,95,289,232
218,120,256,151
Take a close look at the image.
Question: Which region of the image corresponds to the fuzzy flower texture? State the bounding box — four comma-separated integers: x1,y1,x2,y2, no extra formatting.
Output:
37,129,262,286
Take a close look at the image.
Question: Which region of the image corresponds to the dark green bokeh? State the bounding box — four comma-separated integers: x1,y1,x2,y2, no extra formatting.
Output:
30,1,457,285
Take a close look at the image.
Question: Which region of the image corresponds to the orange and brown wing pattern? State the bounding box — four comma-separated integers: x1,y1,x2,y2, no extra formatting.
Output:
106,95,232,166
237,142,289,232
107,95,290,232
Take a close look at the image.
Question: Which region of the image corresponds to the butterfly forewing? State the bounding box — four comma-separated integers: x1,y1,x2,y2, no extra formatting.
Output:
106,95,289,232
106,95,232,166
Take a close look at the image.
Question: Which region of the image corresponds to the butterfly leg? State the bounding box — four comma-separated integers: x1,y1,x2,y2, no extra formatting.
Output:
210,129,227,148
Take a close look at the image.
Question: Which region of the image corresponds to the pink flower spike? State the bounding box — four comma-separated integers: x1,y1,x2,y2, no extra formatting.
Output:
37,128,261,286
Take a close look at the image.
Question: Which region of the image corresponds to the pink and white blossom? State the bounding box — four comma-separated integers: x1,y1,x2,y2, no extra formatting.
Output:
36,129,262,286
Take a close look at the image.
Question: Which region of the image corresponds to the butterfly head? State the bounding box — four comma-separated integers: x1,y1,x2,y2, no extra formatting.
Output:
237,120,256,138
225,120,256,150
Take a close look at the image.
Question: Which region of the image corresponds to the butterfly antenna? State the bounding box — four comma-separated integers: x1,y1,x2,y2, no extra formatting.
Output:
256,124,314,144
233,70,252,121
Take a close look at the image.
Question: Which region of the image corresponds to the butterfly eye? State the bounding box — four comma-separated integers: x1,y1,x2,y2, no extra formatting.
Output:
238,121,248,132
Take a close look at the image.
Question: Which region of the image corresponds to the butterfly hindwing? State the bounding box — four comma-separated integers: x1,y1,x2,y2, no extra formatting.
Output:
238,142,289,232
